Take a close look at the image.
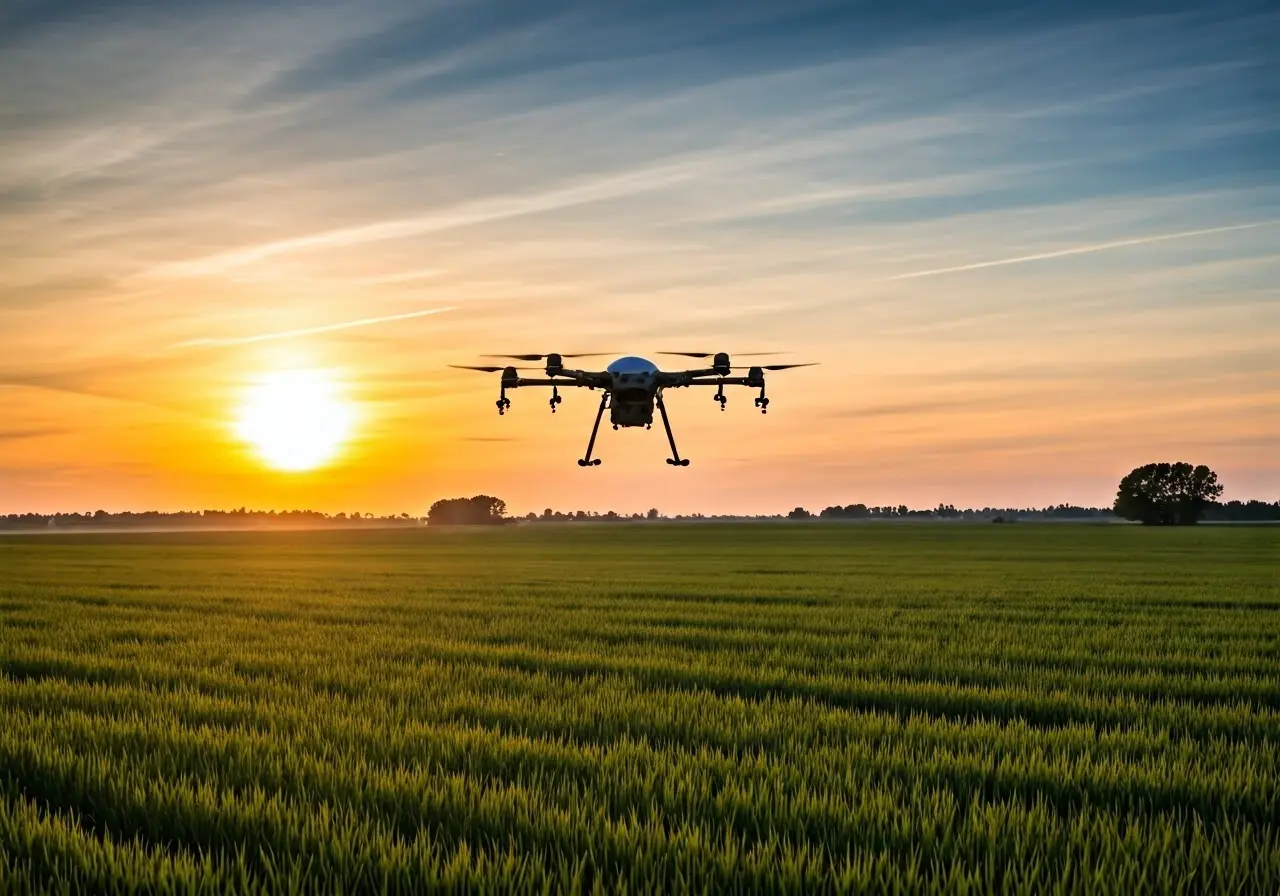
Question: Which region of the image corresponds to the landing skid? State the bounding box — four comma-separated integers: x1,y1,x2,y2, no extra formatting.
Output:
575,390,690,467
656,391,689,467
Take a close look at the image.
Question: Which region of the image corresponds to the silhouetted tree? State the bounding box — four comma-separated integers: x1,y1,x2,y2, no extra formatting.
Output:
427,495,508,526
1114,462,1223,525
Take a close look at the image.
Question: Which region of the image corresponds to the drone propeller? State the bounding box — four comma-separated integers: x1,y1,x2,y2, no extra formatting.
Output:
450,365,539,373
482,353,613,361
658,351,785,359
733,363,819,371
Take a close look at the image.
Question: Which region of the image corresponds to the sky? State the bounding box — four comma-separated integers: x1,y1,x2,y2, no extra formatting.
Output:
1,0,1277,517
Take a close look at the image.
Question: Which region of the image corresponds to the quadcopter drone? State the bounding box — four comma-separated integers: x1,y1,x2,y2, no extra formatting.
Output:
451,352,816,466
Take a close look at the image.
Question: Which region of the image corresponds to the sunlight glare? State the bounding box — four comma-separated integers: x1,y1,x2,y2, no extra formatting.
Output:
234,369,356,472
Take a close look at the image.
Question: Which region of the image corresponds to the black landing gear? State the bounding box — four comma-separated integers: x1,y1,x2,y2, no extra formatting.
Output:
714,382,727,411
577,392,608,466
656,391,690,467
549,386,562,413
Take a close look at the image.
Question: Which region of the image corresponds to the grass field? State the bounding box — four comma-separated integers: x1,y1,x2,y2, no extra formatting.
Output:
1,523,1277,893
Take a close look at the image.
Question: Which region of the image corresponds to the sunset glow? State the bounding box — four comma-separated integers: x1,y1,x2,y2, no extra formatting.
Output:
234,370,355,473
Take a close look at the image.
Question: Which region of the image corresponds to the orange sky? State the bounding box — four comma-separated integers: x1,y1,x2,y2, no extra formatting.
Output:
2,3,1277,516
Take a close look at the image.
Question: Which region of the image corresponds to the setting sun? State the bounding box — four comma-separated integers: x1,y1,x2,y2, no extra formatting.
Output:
234,369,356,472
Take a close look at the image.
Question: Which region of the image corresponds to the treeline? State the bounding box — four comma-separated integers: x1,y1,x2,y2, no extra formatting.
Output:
427,499,667,525
5,500,1276,531
0,509,424,531
787,500,1280,523
792,503,1118,522
524,508,664,522
1201,500,1280,522
790,501,1280,522
508,504,1115,524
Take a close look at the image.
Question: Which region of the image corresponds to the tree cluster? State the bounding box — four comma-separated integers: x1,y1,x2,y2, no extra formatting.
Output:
1113,462,1223,525
426,496,508,526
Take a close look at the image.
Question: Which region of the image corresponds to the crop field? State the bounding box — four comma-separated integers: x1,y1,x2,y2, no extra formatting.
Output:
1,523,1277,893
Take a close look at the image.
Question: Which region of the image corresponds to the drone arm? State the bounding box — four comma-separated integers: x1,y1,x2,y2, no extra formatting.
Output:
674,376,760,388
673,375,771,414
510,374,607,388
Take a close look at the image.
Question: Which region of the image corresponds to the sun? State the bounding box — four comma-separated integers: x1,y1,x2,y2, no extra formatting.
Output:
234,369,356,472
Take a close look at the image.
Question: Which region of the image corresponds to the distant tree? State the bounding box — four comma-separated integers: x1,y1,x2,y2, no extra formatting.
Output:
787,507,812,520
647,508,660,520
1114,462,1223,525
427,495,508,526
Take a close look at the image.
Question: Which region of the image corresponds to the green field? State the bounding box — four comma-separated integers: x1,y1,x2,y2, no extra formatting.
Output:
1,524,1277,893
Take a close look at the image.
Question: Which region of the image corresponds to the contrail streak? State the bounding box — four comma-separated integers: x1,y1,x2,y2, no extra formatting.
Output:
171,306,454,349
885,220,1279,281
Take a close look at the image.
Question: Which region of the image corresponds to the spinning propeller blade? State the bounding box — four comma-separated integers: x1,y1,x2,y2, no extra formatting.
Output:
482,353,613,361
729,363,820,371
450,365,538,372
658,351,786,358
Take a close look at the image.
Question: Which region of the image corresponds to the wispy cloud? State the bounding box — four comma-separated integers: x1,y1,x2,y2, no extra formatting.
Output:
0,427,64,442
143,126,880,278
884,220,1280,280
169,307,455,349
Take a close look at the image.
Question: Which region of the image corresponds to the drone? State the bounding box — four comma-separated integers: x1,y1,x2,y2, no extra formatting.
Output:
451,352,816,466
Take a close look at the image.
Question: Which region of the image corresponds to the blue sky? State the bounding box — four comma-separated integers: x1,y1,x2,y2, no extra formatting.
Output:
0,0,1276,514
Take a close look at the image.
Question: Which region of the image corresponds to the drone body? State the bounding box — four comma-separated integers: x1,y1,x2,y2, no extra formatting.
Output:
453,352,815,466
605,356,661,427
